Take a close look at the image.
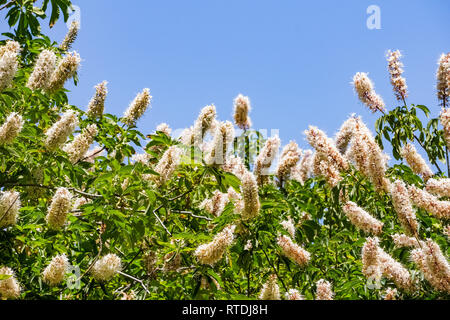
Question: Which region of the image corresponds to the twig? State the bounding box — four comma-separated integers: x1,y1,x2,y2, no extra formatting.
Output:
0,194,20,226
261,247,288,291
0,182,102,199
118,271,150,294
171,210,212,221
0,0,17,11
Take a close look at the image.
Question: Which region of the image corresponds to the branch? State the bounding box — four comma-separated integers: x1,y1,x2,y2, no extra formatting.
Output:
77,231,103,282
1,182,102,199
261,247,288,292
0,0,17,11
118,271,150,295
171,210,212,221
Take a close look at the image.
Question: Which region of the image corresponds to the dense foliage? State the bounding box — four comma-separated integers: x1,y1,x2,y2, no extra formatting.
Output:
0,0,449,300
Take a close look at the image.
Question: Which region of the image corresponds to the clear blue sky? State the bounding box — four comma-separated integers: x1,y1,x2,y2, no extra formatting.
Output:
2,0,450,150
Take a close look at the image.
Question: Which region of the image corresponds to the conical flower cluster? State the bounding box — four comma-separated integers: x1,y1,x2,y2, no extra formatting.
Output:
0,266,21,299
426,178,450,198
352,72,385,113
0,41,20,92
390,180,419,236
285,289,304,300
259,274,280,300
277,235,310,266
240,171,260,220
199,190,229,217
436,53,450,107
335,115,358,154
45,187,72,230
122,88,152,126
206,121,234,165
276,141,301,184
384,288,398,300
86,81,108,118
153,146,182,185
222,155,247,180
156,122,172,136
60,20,80,51
362,237,413,291
410,239,450,293
233,94,252,130
45,110,79,151
290,149,313,185
187,104,217,146
194,225,235,265
0,190,21,228
0,112,23,144
280,217,296,238
63,124,98,163
47,51,81,92
254,136,280,185
386,50,408,101
391,233,422,248
91,253,122,282
439,107,450,148
401,143,433,181
345,118,390,192
306,126,348,187
408,185,450,220
42,254,69,286
342,201,383,235
315,279,334,300
27,49,57,91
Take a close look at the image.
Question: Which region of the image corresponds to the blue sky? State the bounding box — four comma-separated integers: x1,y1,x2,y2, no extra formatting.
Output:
2,0,450,151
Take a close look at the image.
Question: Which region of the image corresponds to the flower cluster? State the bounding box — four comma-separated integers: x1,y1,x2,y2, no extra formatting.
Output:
390,180,419,236
47,51,81,92
352,72,385,113
63,124,98,163
254,135,280,185
259,274,280,300
0,191,21,228
60,20,80,51
0,41,20,92
401,143,433,181
285,289,304,300
280,217,296,238
391,233,422,248
86,81,108,118
408,185,450,220
345,118,390,192
362,237,413,291
199,190,229,217
27,49,57,91
42,254,69,286
386,50,408,101
410,239,450,293
315,279,334,300
45,187,72,230
153,146,182,185
335,115,358,154
91,254,122,282
233,94,252,130
305,126,348,187
194,225,235,265
206,121,234,165
240,171,260,220
436,53,450,107
384,288,398,300
0,112,23,145
290,149,314,185
277,235,310,266
45,110,79,151
342,201,383,235
426,178,450,197
122,88,152,126
276,141,301,184
0,266,21,299
439,107,450,149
